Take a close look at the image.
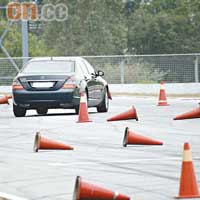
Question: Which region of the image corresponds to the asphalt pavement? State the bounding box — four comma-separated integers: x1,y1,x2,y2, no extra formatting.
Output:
0,96,200,200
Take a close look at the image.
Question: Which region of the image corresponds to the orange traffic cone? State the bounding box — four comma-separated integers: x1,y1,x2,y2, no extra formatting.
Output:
77,92,92,123
73,176,130,200
0,95,9,105
174,107,200,120
107,106,138,122
157,81,169,106
176,143,200,199
123,127,163,147
33,132,74,152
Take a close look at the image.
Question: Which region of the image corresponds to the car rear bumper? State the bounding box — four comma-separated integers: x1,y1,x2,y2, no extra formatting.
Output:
13,88,80,109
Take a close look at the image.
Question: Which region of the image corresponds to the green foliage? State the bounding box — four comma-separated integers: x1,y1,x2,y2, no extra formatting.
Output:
43,0,127,56
127,0,200,54
1,0,200,56
0,20,53,57
29,34,56,57
124,61,168,83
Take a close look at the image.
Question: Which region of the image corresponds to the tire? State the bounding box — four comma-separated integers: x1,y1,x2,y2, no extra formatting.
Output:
75,106,79,115
97,90,109,113
13,104,26,117
36,107,48,115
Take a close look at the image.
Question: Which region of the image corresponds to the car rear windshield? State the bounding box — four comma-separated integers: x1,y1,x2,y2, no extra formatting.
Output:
22,60,75,74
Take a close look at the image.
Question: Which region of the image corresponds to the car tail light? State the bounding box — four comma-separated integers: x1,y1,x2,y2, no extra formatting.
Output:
12,79,24,90
62,76,76,89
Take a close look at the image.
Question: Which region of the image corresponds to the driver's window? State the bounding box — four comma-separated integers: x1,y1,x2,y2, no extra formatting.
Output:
83,60,95,74
75,61,84,79
79,60,90,78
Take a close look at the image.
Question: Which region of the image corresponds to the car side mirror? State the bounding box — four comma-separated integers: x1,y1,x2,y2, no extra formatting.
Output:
96,70,104,77
91,73,96,79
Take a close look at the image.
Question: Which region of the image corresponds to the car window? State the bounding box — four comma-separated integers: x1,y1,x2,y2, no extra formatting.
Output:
78,60,90,77
83,60,95,74
22,60,75,74
75,61,84,79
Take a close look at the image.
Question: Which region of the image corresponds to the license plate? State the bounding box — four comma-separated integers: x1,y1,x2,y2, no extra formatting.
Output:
32,82,54,88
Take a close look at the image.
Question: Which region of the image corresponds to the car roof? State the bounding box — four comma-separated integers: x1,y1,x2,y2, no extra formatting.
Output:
29,57,85,62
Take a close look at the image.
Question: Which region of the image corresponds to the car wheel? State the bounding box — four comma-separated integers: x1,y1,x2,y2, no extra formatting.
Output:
13,104,26,117
36,107,48,115
75,106,79,115
97,90,109,113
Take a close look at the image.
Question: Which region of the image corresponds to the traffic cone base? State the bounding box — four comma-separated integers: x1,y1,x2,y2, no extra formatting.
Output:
107,106,138,122
174,107,200,120
34,132,74,152
77,92,92,123
157,81,169,106
123,127,163,147
158,101,169,106
176,143,200,199
34,132,40,152
176,195,200,199
123,127,129,147
73,176,130,200
77,119,92,123
73,176,81,200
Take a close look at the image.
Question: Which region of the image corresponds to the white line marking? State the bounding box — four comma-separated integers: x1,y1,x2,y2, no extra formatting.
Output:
0,192,28,200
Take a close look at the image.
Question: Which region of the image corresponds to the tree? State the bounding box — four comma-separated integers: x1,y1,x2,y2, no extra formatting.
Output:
128,0,200,54
1,0,200,56
42,0,127,55
0,20,53,57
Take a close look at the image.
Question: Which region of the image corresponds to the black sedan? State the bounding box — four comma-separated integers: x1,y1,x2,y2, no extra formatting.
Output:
12,57,111,117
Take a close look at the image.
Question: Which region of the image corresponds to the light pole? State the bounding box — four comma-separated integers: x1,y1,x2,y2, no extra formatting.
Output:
19,0,29,65
22,20,29,65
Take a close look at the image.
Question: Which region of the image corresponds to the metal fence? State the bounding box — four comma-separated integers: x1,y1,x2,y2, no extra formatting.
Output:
0,54,199,85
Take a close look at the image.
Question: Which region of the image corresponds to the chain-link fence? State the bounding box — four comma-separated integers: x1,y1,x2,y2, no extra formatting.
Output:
0,54,200,85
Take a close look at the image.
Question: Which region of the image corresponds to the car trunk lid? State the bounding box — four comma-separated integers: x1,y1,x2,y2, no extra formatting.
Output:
18,74,72,91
